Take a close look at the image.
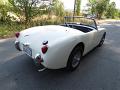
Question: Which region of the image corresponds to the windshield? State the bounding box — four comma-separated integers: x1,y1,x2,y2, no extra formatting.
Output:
64,16,97,29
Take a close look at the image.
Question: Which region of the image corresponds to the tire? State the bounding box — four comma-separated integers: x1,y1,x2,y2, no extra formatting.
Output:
98,33,106,47
66,46,83,71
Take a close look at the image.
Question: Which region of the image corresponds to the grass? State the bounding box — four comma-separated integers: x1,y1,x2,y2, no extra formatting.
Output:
0,22,25,38
0,17,64,39
1,17,119,39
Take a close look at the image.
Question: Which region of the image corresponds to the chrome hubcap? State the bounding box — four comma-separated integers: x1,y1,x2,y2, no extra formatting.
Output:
72,51,81,68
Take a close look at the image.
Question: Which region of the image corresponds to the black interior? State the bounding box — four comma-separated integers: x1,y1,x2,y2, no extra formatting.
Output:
62,24,94,33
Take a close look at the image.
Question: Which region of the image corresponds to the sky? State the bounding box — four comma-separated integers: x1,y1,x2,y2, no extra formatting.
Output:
60,0,120,10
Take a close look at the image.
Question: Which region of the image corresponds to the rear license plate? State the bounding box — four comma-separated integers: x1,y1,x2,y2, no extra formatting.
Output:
23,45,32,56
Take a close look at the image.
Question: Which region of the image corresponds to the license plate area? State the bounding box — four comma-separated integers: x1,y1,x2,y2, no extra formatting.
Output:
23,45,32,56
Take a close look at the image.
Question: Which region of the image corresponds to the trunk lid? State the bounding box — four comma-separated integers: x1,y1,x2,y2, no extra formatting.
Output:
20,25,83,45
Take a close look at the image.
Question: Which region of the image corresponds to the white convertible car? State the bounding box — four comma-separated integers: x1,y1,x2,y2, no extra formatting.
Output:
15,16,106,71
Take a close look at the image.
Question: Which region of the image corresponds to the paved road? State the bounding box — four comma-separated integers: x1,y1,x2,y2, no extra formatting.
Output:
0,22,120,90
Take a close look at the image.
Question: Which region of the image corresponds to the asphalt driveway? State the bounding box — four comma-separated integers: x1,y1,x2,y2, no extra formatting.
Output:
0,22,120,90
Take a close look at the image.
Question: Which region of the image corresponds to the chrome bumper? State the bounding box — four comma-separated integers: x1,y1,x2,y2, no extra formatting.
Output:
15,41,21,51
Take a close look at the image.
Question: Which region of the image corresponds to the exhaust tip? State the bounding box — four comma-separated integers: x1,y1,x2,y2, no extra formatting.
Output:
35,54,44,64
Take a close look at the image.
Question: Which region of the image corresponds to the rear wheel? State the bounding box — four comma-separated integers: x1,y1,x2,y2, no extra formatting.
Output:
66,46,83,71
98,33,106,47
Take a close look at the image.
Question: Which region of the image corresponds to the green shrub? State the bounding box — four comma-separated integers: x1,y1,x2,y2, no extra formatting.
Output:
0,22,24,38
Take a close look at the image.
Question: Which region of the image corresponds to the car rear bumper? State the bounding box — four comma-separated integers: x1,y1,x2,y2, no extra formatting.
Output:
15,41,44,65
14,41,65,69
15,41,21,51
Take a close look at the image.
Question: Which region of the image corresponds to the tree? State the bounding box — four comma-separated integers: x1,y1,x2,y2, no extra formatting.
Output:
0,0,11,22
8,0,43,25
76,0,81,15
51,0,65,17
89,0,110,19
89,0,97,15
116,10,120,18
105,2,116,18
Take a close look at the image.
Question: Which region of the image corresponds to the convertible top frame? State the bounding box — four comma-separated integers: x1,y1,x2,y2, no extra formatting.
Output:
64,16,98,30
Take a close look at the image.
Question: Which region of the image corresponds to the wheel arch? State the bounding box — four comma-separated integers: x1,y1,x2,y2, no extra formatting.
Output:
66,42,85,71
72,42,85,55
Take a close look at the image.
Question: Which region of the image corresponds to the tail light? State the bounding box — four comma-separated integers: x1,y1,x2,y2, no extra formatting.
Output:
41,45,48,54
15,32,20,38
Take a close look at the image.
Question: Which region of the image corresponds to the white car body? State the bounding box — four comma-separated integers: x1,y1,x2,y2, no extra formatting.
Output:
15,17,106,69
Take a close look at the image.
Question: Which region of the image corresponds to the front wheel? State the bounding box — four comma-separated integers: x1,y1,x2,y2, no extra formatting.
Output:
66,46,83,71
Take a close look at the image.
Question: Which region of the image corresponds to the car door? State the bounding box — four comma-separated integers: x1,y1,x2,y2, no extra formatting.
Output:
84,28,99,53
91,28,99,47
